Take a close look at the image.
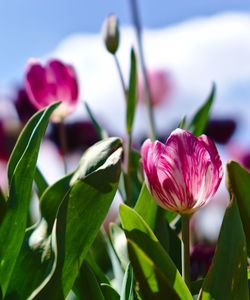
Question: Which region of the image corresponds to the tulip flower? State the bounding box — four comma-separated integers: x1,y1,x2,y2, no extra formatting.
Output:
141,128,223,215
138,70,173,107
25,58,79,122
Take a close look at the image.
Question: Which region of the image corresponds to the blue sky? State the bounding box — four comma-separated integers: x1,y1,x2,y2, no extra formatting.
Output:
0,0,249,84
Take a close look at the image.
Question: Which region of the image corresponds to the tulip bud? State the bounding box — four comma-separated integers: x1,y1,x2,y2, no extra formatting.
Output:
141,129,223,214
103,14,120,54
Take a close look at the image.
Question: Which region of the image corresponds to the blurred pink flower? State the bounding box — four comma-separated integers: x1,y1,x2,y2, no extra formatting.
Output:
141,129,223,214
25,58,79,122
226,142,250,171
138,69,173,107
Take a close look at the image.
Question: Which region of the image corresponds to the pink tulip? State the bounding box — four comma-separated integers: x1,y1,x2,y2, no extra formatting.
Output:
138,69,173,107
25,58,79,122
141,129,223,214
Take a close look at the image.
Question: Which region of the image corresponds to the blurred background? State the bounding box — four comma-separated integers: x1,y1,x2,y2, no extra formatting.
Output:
0,0,250,241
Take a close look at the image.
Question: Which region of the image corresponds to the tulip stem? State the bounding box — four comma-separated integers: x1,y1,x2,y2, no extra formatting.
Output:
128,0,157,141
59,121,68,174
181,214,191,288
114,54,127,99
124,132,132,206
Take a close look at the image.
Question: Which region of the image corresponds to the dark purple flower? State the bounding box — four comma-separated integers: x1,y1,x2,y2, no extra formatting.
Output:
49,121,99,153
190,243,215,281
205,118,236,144
14,88,37,124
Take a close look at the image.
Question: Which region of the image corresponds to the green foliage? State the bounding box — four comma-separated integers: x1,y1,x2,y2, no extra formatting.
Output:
126,48,137,134
119,204,193,300
187,83,215,136
227,161,250,256
0,103,59,297
199,198,249,300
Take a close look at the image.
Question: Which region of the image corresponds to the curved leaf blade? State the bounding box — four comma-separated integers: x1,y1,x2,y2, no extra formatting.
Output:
227,161,250,255
119,204,192,300
199,198,248,300
31,147,122,299
0,103,59,297
187,83,215,137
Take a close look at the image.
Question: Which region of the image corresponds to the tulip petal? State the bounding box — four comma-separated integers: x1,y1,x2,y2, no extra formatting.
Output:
141,129,223,214
48,59,78,106
25,60,52,109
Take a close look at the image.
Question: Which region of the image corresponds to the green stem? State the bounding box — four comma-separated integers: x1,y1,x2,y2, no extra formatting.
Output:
128,0,157,141
113,53,132,206
59,121,68,174
114,54,127,99
181,214,191,288
124,132,132,206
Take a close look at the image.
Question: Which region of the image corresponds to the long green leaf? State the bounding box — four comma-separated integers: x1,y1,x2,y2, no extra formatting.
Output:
121,263,134,300
187,83,215,136
40,172,73,232
30,147,122,299
119,204,192,300
84,101,108,140
34,167,49,198
110,223,129,270
73,261,105,300
5,219,54,299
135,183,158,230
227,161,250,255
126,48,137,134
100,284,120,300
199,198,249,300
0,103,59,296
7,139,121,299
128,240,180,300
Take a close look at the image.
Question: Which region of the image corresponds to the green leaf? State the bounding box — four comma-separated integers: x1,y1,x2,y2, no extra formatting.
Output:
100,284,120,300
0,103,59,297
0,188,6,225
135,185,181,271
127,240,180,300
71,137,122,183
121,263,134,300
73,261,105,300
135,183,158,230
7,139,120,299
227,161,250,255
126,48,137,134
30,146,123,299
110,223,129,270
187,83,215,136
40,172,73,232
199,198,249,300
85,252,110,286
119,204,192,300
34,167,49,198
178,115,186,129
5,219,54,299
102,230,124,294
84,101,108,140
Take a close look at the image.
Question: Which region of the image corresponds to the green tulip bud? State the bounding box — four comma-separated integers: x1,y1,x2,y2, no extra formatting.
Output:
103,14,120,54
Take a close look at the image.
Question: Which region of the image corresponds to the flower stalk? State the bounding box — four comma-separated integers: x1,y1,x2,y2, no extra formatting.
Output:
128,0,157,140
181,214,191,288
59,121,68,174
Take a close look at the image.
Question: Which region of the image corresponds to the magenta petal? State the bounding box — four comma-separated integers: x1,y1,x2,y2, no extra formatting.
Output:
25,60,52,109
48,59,78,106
141,129,223,214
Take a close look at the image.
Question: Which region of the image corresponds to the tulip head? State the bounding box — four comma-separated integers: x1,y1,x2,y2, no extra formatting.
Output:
141,129,223,214
25,58,79,122
103,14,120,54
